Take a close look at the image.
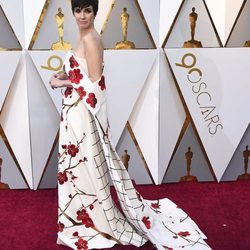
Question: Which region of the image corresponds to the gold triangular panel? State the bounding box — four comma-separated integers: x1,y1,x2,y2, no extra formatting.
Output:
221,124,250,181
116,123,153,184
162,124,215,183
0,5,21,50
101,0,155,49
0,126,28,189
30,0,77,50
164,0,221,48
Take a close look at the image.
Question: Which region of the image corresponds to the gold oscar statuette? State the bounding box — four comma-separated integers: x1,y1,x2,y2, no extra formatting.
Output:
121,149,130,170
51,8,72,50
0,158,10,189
183,7,202,48
237,145,250,180
115,8,136,49
179,147,198,182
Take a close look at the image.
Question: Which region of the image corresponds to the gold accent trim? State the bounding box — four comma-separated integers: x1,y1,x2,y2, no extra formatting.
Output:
0,5,22,50
37,130,59,189
162,0,185,48
28,0,51,50
202,0,223,47
161,117,190,181
225,0,247,47
162,50,217,182
100,0,115,35
126,122,155,185
0,54,21,114
0,125,30,188
134,0,156,49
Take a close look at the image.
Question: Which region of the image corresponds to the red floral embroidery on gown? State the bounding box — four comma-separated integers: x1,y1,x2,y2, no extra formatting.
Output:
57,52,211,250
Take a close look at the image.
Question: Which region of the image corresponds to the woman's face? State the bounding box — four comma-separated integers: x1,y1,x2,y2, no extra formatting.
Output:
74,6,95,29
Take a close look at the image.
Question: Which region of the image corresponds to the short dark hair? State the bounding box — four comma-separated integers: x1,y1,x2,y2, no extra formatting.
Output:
71,0,99,16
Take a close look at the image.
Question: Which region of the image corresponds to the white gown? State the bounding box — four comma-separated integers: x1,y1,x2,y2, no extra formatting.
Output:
57,52,211,250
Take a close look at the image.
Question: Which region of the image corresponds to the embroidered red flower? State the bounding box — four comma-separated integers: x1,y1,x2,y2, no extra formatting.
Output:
62,144,67,149
89,204,94,210
68,69,83,84
75,86,86,99
86,93,97,108
98,76,106,91
72,231,79,237
64,87,73,98
76,209,94,228
67,144,79,157
142,216,151,229
151,202,160,209
58,222,65,232
69,55,79,68
178,231,191,237
58,171,68,185
75,238,88,250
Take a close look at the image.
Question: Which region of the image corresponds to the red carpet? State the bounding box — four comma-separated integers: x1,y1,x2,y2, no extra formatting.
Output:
0,182,250,249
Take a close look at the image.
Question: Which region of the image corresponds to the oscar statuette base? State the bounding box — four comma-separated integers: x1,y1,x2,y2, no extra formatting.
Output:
179,175,198,182
244,41,250,47
183,40,202,48
0,182,10,189
51,41,72,50
115,40,136,49
237,173,250,181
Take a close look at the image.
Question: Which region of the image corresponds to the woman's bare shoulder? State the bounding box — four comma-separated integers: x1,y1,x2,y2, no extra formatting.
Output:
83,31,103,48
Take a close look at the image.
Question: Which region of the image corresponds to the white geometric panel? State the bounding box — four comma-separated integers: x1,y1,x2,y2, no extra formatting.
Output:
160,0,183,47
137,0,159,47
39,139,59,189
26,53,59,190
167,48,250,181
0,0,25,48
0,4,21,49
0,137,28,189
104,49,157,146
205,0,245,46
0,51,21,111
221,124,250,181
226,0,250,47
165,0,221,48
116,126,153,185
158,49,186,183
0,52,33,188
129,52,159,184
29,51,67,113
23,0,46,49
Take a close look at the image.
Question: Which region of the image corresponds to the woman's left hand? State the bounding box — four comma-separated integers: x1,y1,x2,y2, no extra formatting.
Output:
49,73,71,89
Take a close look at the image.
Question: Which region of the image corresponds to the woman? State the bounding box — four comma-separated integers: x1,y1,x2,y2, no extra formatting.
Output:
50,0,211,249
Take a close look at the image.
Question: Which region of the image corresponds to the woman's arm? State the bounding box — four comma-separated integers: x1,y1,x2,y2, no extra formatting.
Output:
83,35,103,83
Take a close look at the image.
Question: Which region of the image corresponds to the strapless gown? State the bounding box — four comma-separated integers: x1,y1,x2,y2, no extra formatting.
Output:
56,52,211,250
